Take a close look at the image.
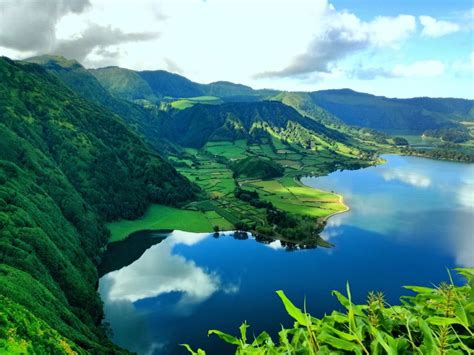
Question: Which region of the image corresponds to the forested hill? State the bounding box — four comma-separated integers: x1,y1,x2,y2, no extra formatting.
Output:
158,101,352,149
25,55,168,150
0,57,196,352
90,63,472,135
310,89,474,133
90,65,275,101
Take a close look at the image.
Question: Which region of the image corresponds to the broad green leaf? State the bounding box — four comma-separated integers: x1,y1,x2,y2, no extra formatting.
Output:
322,325,357,341
318,331,362,353
180,344,206,355
252,331,271,346
419,319,439,355
239,321,249,344
426,316,463,327
276,290,308,326
332,290,351,309
369,326,396,355
332,289,365,316
403,286,435,294
208,329,240,345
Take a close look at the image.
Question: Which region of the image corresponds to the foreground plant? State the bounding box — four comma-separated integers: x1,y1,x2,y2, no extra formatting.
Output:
183,268,474,354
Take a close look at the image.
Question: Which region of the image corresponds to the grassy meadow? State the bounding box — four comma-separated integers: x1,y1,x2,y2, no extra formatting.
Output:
170,96,223,110
107,205,230,242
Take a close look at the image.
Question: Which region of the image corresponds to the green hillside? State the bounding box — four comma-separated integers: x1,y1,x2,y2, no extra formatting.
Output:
92,66,274,104
231,157,284,179
158,101,355,151
90,65,158,102
26,55,170,151
139,69,204,98
310,89,474,133
0,57,196,352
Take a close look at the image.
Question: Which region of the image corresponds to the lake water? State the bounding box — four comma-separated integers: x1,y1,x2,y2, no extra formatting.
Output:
99,155,474,354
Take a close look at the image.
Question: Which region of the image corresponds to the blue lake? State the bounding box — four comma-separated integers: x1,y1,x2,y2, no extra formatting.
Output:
99,155,474,354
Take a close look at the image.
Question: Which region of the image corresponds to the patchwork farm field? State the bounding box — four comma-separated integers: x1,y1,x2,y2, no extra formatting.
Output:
107,136,370,243
175,139,356,230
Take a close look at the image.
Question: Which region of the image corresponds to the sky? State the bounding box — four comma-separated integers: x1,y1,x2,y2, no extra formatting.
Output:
0,0,472,98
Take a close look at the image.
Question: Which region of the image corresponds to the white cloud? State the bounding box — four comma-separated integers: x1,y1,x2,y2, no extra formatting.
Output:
382,169,432,188
419,16,460,38
351,60,445,79
452,52,474,78
368,15,417,47
256,4,416,78
0,0,91,52
392,60,445,78
0,0,158,65
0,0,471,98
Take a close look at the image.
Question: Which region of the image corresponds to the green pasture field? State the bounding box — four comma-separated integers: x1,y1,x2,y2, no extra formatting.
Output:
170,96,223,110
241,178,347,219
107,204,230,242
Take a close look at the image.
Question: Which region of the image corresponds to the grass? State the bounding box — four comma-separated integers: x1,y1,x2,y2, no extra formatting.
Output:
170,96,222,110
204,140,248,159
107,205,230,242
114,137,368,244
242,177,347,219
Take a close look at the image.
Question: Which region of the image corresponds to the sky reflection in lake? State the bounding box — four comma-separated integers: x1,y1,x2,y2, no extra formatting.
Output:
302,155,474,267
100,155,473,354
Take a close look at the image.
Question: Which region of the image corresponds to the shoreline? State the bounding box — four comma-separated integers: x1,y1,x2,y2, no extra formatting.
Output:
294,175,350,224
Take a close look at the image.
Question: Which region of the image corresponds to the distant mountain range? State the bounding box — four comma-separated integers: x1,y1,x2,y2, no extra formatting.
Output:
27,55,474,139
86,59,473,134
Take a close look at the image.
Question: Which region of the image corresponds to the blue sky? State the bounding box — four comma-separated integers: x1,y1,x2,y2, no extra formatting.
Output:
0,0,472,98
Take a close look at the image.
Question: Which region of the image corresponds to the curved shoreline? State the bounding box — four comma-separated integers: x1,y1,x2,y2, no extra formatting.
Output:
321,192,350,222
295,176,350,224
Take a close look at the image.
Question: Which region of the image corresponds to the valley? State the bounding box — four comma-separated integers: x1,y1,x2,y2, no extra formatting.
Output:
108,134,372,247
0,54,472,354
1,0,473,353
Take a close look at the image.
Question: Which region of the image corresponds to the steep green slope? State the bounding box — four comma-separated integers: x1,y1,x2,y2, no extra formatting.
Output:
27,56,169,150
310,89,474,133
90,65,158,102
0,57,196,352
270,91,343,126
159,101,353,152
401,97,474,121
92,66,274,103
202,81,255,97
139,69,204,98
91,65,473,137
270,91,398,148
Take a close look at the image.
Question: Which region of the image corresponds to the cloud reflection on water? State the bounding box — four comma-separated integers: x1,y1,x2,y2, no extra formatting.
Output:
99,231,233,354
304,156,474,268
381,169,432,188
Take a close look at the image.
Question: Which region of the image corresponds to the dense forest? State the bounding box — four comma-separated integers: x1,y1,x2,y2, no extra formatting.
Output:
0,57,196,352
158,101,352,150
